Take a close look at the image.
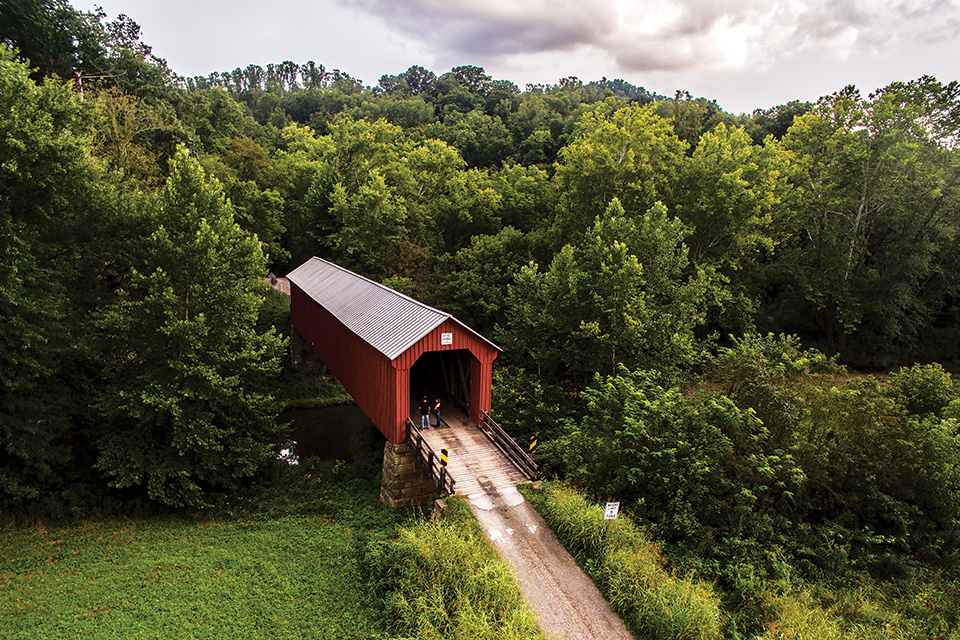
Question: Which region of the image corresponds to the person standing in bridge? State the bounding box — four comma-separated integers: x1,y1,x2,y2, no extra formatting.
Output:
432,398,442,428
419,396,431,429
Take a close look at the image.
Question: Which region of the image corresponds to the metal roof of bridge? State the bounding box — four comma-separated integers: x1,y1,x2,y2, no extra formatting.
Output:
286,257,498,361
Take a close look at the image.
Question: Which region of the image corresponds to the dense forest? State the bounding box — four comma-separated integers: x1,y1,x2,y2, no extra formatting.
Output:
5,1,960,636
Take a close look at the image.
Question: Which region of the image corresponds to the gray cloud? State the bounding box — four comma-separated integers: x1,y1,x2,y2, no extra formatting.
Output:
340,0,960,74
768,0,960,59
343,0,619,56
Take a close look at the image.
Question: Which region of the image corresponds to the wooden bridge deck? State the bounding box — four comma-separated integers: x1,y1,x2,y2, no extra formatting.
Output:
410,397,529,503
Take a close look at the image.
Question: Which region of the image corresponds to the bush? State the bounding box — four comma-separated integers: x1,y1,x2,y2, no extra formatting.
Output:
886,362,958,418
523,482,722,640
256,286,291,338
800,378,960,571
365,495,544,640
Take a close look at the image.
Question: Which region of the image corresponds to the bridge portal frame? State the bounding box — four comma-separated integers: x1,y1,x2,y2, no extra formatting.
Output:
288,257,499,445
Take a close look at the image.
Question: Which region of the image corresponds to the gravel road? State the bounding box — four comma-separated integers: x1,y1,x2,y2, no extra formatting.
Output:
466,485,635,640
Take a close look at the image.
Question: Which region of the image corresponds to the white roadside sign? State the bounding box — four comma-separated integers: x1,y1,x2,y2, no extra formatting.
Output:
604,501,620,520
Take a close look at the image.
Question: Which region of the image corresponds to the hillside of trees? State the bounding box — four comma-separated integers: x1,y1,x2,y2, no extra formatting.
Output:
5,2,960,635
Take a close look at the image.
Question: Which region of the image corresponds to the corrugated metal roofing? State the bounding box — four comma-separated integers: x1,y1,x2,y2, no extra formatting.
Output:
286,257,499,361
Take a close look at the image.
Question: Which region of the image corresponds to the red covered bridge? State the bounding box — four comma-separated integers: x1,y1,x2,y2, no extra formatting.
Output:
286,257,500,445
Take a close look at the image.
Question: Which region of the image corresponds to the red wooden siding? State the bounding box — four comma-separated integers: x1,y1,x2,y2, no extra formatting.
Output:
291,286,499,444
397,318,498,426
291,284,403,443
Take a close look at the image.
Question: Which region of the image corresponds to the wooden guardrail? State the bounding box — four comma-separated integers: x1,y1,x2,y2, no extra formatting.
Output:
479,410,538,480
407,418,456,495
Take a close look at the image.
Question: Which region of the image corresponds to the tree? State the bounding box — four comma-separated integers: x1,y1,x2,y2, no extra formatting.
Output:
300,61,328,90
293,117,469,282
0,44,118,511
501,198,709,387
555,365,794,551
674,123,797,333
552,100,686,249
378,65,437,97
777,80,960,360
1,1,171,97
658,90,710,149
434,227,529,336
678,123,794,267
402,65,437,95
95,147,285,507
486,162,556,236
428,166,503,252
379,95,436,129
201,137,290,268
423,109,515,167
89,84,178,187
509,94,569,167
449,65,493,95
0,0,105,80
584,77,661,102
745,100,813,143
171,87,250,154
483,79,521,118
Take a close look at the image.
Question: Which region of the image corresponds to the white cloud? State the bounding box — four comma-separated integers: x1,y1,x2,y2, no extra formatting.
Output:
70,0,960,113
342,0,960,75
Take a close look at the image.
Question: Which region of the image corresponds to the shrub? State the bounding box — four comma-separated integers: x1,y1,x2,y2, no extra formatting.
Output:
366,495,544,640
886,362,958,418
523,482,722,640
755,587,845,640
801,379,960,570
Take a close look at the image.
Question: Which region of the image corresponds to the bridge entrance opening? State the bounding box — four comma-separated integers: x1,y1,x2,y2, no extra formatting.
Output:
410,349,474,416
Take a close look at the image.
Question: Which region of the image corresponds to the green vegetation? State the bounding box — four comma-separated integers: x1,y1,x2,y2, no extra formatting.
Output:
95,146,287,508
523,482,722,640
366,496,544,640
0,451,399,639
5,3,960,637
1,515,385,639
530,340,960,638
1,444,541,639
523,482,960,640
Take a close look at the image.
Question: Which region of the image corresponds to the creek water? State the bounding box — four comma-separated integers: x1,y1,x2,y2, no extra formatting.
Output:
281,404,375,462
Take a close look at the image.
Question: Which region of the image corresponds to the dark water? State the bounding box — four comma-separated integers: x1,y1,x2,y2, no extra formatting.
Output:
281,404,375,462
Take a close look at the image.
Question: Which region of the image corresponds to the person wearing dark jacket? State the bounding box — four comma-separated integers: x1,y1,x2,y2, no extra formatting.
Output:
419,396,431,429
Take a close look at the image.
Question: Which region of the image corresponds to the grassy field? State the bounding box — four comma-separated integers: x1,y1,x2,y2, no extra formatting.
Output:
0,427,545,640
0,452,406,640
374,496,544,640
1,515,386,639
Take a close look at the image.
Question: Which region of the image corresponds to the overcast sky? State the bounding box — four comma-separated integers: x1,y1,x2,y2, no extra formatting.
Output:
72,0,960,114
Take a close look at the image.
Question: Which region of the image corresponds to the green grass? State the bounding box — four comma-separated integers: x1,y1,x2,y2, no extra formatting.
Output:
0,515,387,639
522,482,722,640
0,440,403,640
370,496,545,640
0,440,546,640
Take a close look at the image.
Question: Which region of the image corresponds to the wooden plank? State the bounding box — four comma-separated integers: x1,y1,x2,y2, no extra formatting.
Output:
408,400,530,496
